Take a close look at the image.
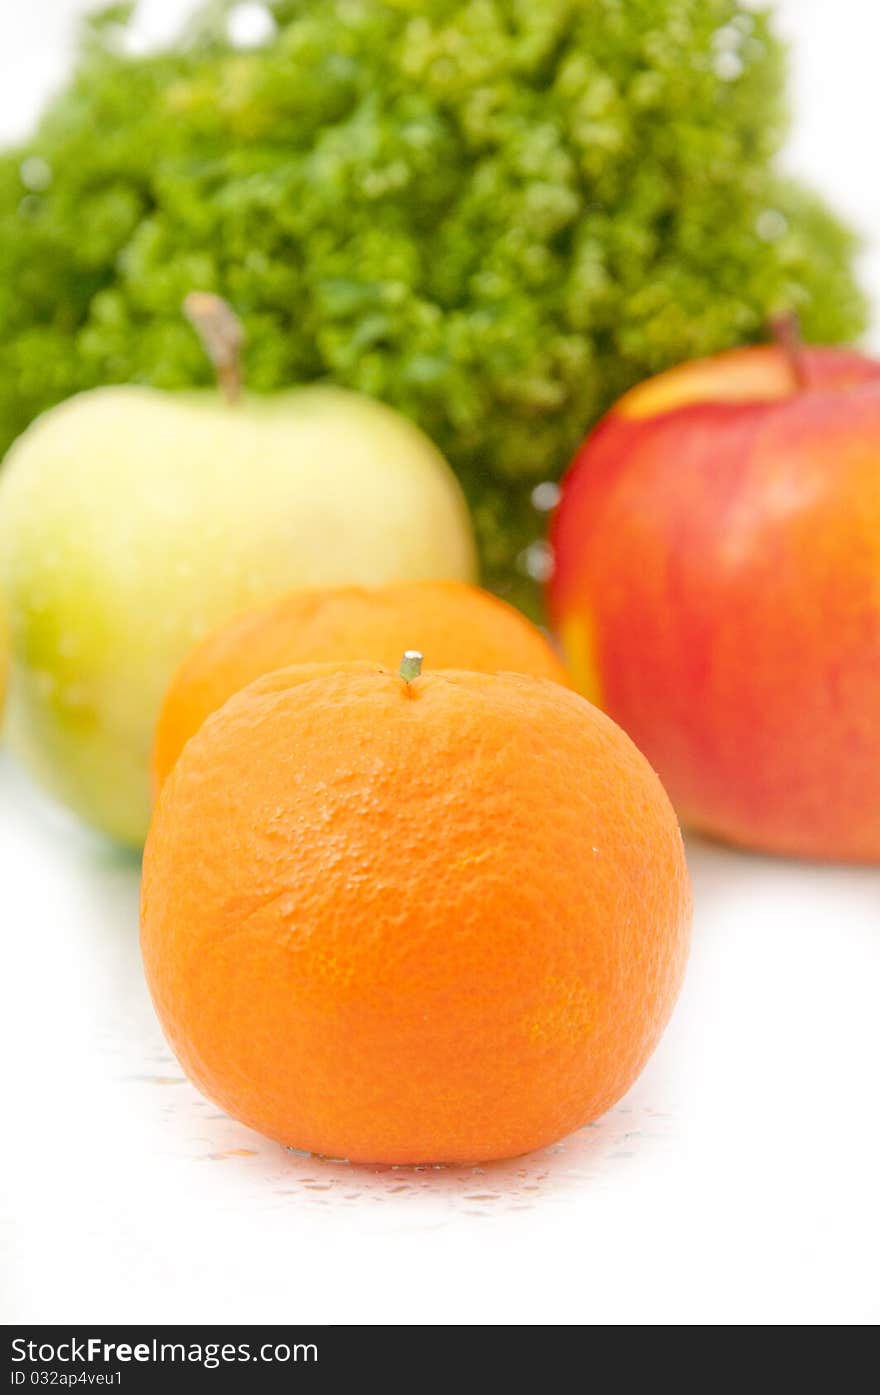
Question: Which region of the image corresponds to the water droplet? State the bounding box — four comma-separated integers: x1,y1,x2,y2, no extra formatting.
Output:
20,157,51,191
531,481,561,513
755,209,788,243
517,540,555,583
714,51,744,81
712,25,742,51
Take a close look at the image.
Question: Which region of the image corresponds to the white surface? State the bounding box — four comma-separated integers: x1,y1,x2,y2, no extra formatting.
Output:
1,1,879,1328
2,755,878,1326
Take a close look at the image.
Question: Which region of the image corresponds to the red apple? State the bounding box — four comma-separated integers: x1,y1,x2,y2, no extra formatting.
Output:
548,330,880,862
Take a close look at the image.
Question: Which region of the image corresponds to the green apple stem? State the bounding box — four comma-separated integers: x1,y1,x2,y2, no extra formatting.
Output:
770,311,809,391
183,292,244,405
399,650,423,684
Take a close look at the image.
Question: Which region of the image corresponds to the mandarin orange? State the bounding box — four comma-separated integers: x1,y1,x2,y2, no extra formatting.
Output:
141,657,690,1165
152,580,569,791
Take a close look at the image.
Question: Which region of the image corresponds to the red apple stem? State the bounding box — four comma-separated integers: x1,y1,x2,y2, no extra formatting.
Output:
183,292,244,405
769,312,809,391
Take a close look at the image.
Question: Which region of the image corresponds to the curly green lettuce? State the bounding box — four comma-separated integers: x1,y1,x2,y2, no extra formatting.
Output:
0,0,866,612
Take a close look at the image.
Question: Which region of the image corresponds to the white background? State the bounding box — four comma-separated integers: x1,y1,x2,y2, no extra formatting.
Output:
1,3,878,1326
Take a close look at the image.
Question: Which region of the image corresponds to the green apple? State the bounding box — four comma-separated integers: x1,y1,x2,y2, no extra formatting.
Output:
0,591,8,719
0,375,476,845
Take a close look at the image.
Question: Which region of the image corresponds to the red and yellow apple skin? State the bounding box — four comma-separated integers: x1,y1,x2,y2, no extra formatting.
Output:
548,344,880,863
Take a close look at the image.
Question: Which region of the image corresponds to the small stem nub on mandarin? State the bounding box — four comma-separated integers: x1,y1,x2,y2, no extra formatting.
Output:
183,292,245,405
400,650,423,684
769,311,809,391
